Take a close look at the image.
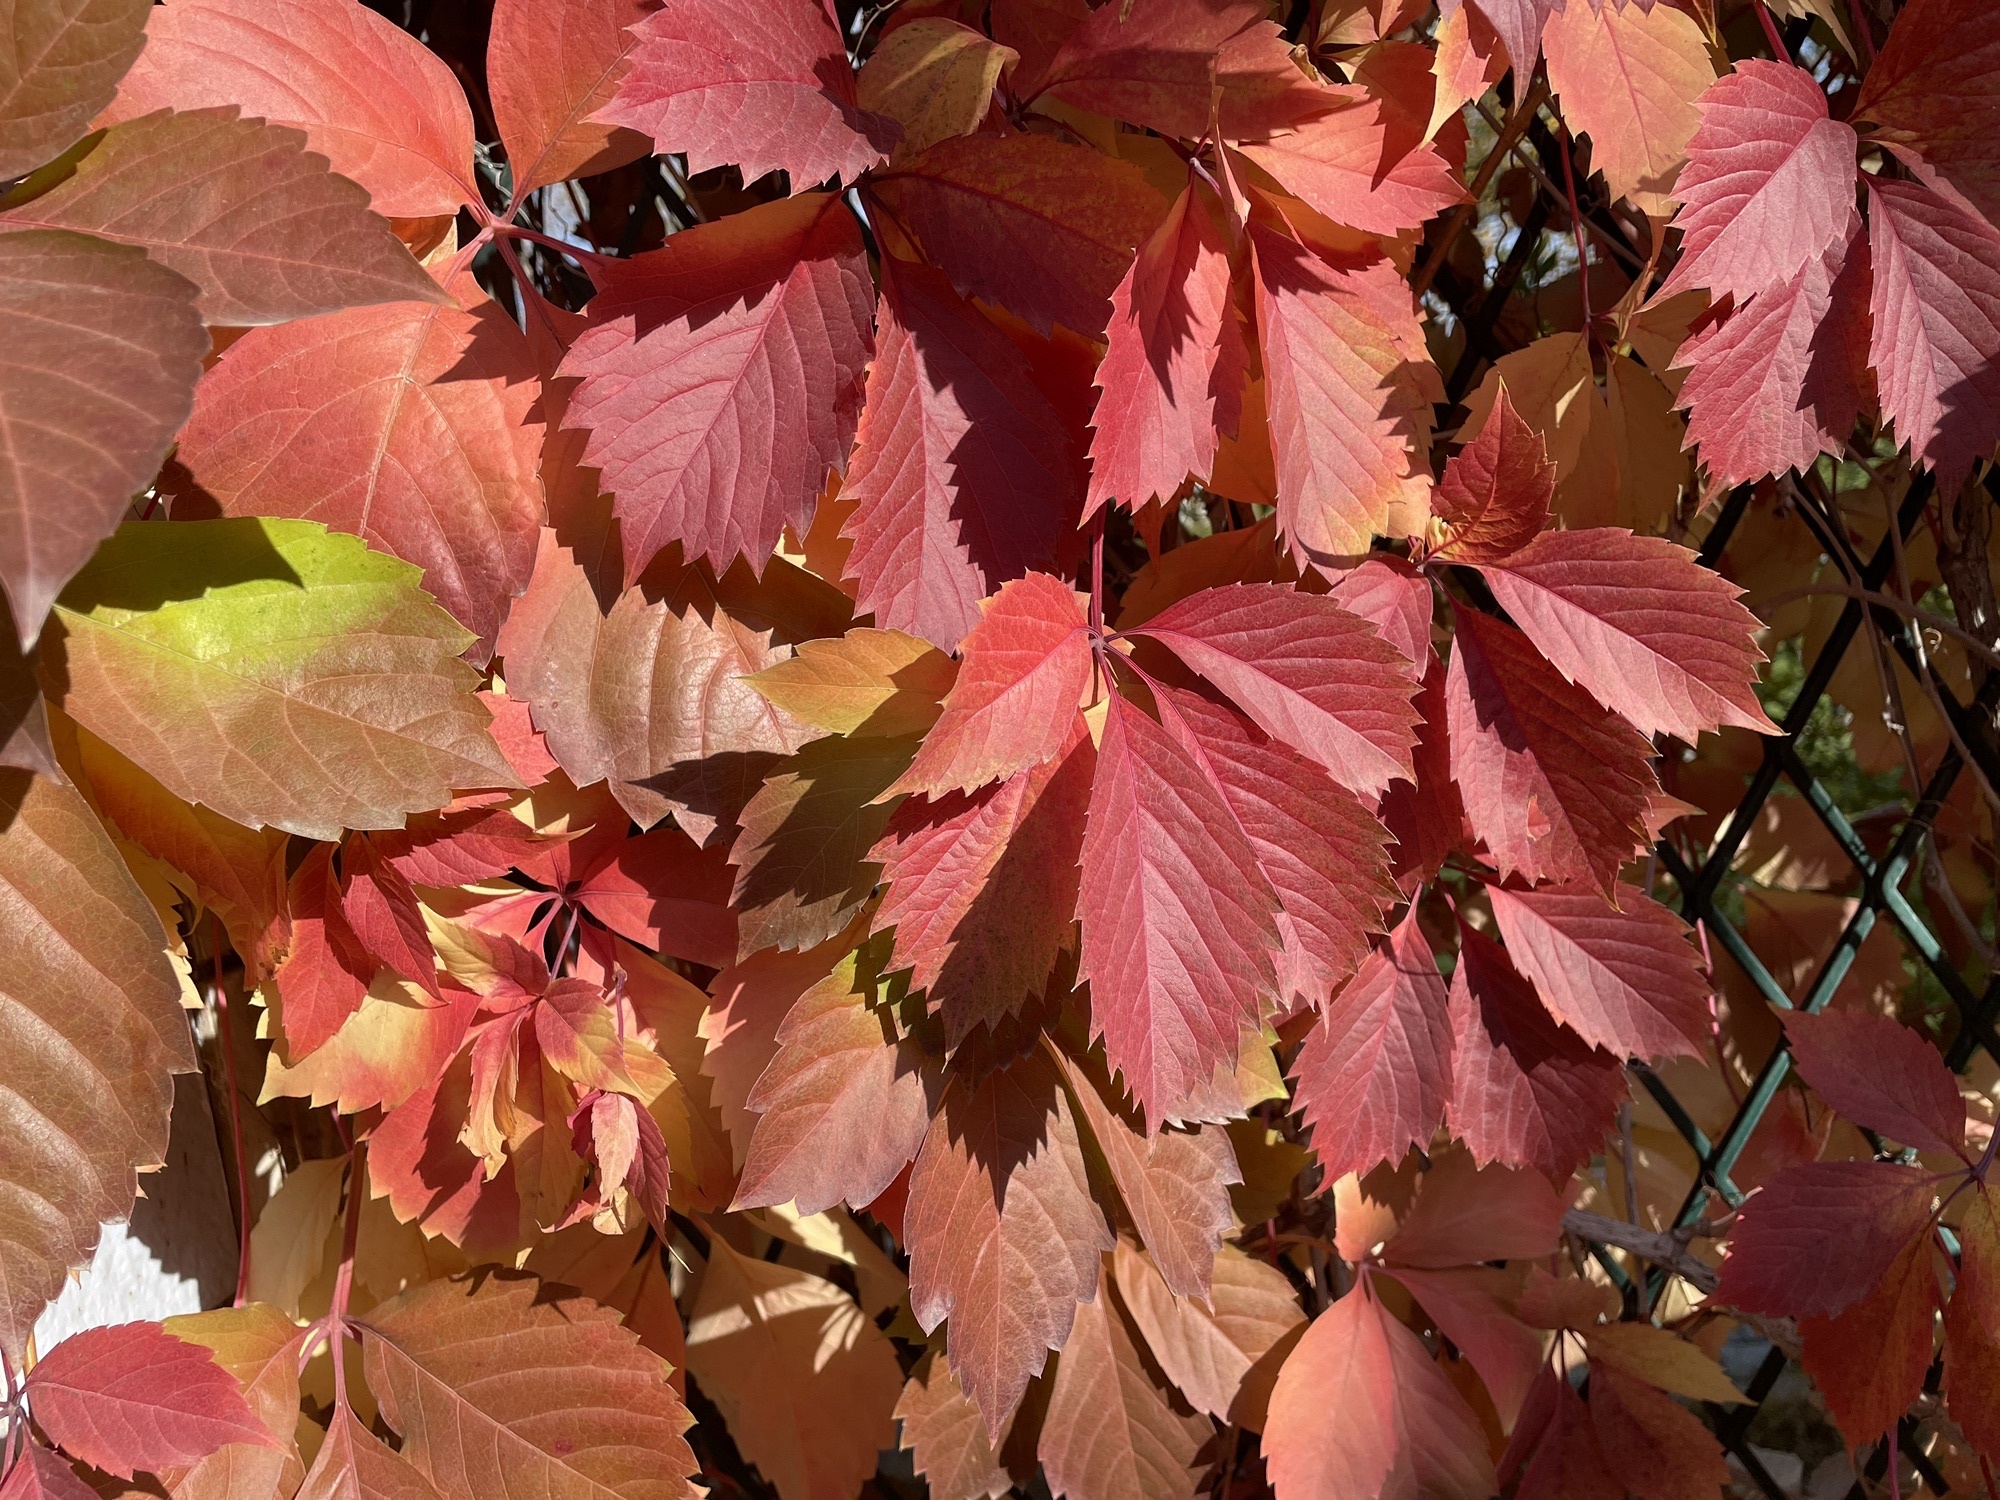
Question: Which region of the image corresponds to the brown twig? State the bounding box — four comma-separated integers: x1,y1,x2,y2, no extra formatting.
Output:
1411,77,1550,300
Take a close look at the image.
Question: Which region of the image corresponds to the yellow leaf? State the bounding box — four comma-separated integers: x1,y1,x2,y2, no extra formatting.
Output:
857,18,1016,159
1543,0,1715,217
1588,1321,1750,1404
247,1157,346,1318
745,629,956,739
687,1239,903,1500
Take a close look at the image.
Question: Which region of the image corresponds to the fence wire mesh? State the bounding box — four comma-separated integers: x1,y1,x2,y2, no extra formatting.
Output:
1566,471,2000,1496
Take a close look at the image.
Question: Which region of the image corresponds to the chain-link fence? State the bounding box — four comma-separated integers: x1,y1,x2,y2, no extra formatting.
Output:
1568,471,1999,1495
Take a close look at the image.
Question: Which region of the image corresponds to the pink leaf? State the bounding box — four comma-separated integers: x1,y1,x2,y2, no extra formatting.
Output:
871,725,1095,1047
1034,0,1332,141
1865,172,2000,487
1086,175,1244,516
592,0,898,187
840,259,1080,649
1327,557,1432,673
1475,528,1776,742
105,0,476,217
172,289,546,660
0,1447,98,1500
892,572,1092,798
1263,1285,1494,1500
1234,91,1464,237
1132,582,1419,798
1077,689,1280,1127
1660,59,1858,303
1783,1008,1967,1160
1249,226,1434,572
904,1049,1113,1437
1485,881,1711,1062
571,826,740,970
1458,0,1557,80
1445,607,1663,897
340,833,442,999
1674,214,1872,486
1428,386,1552,565
25,1322,275,1480
1159,688,1397,1011
560,192,875,582
1293,908,1453,1182
1447,923,1626,1183
488,0,654,194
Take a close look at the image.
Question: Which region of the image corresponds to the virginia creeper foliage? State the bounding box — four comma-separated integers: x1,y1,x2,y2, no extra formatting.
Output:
1,0,1998,1496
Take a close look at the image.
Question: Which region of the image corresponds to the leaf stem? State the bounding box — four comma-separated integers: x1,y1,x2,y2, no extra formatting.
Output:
1556,121,1593,343
1753,1,1789,61
328,1139,367,1414
1411,78,1550,301
1088,513,1106,638
212,916,253,1306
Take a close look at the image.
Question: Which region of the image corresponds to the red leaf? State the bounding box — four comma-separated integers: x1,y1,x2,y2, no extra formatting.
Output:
1160,688,1396,1010
275,842,375,1059
1854,0,2000,227
173,290,545,658
594,0,896,187
1077,689,1280,1127
1249,226,1434,572
871,725,1095,1046
1659,59,1858,303
25,1322,275,1480
1475,528,1774,742
1944,1187,2000,1460
733,950,940,1215
1865,172,2000,486
572,825,739,970
1327,556,1431,673
0,1447,97,1500
375,805,562,888
840,259,1080,649
1783,1008,1967,1159
1263,1284,1494,1500
1589,1368,1732,1500
1716,1161,1940,1319
0,109,446,326
1380,1147,1568,1267
1234,92,1464,237
341,833,442,999
866,134,1168,339
1377,652,1462,893
1086,175,1244,516
1381,1266,1543,1426
1056,1050,1240,1301
106,0,476,217
892,572,1092,798
904,1048,1113,1436
1445,607,1663,897
1447,923,1626,1183
1457,0,1556,80
1429,387,1552,565
1034,0,1332,141
1798,1224,1940,1444
0,231,206,649
488,0,654,194
1293,909,1452,1183
1674,214,1872,487
560,192,875,581
1037,1285,1213,1500
1485,881,1710,1062
1134,583,1419,798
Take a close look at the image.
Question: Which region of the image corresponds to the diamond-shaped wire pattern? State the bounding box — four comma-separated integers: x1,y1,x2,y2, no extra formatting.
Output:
1567,473,2000,1495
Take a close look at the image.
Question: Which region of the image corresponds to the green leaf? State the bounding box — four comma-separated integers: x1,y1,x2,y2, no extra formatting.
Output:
42,517,518,839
